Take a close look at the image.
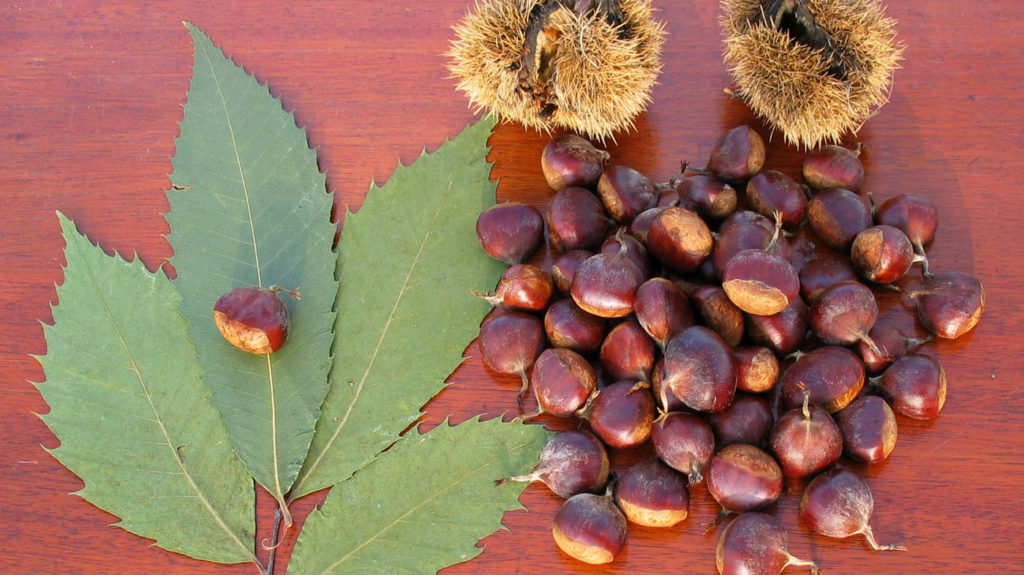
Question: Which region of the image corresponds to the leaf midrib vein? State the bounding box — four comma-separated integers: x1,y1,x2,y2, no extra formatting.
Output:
317,436,536,575
72,238,254,564
201,38,286,508
293,185,450,497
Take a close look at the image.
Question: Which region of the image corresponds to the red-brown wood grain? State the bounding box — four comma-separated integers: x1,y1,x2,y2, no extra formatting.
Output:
2,1,1022,573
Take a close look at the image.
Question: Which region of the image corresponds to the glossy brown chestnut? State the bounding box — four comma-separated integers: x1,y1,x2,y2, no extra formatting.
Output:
707,125,766,184
552,492,628,565
662,325,737,413
541,133,610,191
716,512,820,575
213,285,294,354
498,429,610,498
475,201,545,264
799,467,906,551
614,458,690,528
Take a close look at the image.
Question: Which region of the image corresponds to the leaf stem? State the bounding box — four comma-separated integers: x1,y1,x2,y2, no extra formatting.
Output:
264,504,286,574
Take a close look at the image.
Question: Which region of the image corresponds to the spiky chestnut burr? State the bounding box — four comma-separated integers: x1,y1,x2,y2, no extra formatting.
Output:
721,0,904,148
448,0,665,141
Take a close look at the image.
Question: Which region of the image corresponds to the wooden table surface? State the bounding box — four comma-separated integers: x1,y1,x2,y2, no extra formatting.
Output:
2,1,1022,573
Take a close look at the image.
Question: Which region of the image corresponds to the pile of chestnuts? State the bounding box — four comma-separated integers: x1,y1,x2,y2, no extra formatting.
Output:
474,125,984,573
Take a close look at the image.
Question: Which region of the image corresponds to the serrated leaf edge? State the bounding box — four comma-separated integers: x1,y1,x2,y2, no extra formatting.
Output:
288,116,498,500
35,211,258,565
299,415,546,575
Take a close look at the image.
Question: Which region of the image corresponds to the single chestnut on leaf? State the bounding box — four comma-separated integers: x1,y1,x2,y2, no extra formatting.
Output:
213,285,299,354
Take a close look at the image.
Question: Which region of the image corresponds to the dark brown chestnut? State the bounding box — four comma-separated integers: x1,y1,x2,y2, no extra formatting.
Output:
544,297,606,354
706,444,784,520
799,467,906,551
475,202,545,264
836,394,898,464
477,308,546,403
716,512,820,575
597,164,658,223
707,125,766,184
646,206,715,274
779,345,865,414
806,187,873,251
802,144,864,192
541,133,610,191
546,187,610,252
614,458,690,528
552,491,628,565
498,429,609,497
579,380,656,449
651,411,716,482
524,347,598,419
770,387,843,479
662,325,737,413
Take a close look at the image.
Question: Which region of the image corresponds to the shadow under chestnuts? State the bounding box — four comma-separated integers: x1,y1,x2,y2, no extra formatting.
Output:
477,126,984,571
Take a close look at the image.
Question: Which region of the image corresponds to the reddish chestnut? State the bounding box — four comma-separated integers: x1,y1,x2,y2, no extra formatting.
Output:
213,285,295,354
745,170,808,228
674,174,738,222
614,459,690,528
802,144,864,192
541,133,609,191
779,346,865,414
599,318,656,382
474,263,553,311
874,352,947,420
498,429,609,498
546,187,610,252
633,277,695,349
850,225,919,284
836,395,898,464
810,280,884,357
475,202,544,264
806,187,873,251
544,298,606,353
552,491,628,565
662,325,737,413
908,271,985,340
646,206,715,274
716,512,820,575
570,239,646,318
596,164,658,223
709,394,775,448
770,388,844,479
706,444,784,521
874,193,938,252
477,308,546,402
707,125,766,184
525,347,598,419
651,411,716,482
799,467,906,551
580,381,656,449
798,252,859,304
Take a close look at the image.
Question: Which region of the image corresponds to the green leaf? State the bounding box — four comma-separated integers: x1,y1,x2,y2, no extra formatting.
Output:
287,417,550,575
165,23,338,517
34,213,257,565
290,116,505,499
